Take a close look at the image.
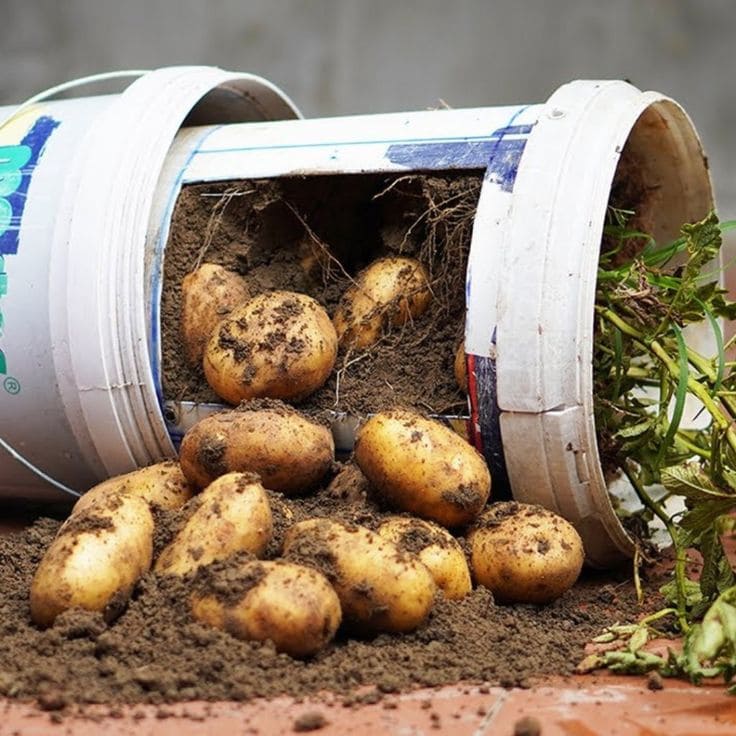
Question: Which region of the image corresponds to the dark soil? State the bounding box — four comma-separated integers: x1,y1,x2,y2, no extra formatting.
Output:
161,173,478,417
0,493,665,707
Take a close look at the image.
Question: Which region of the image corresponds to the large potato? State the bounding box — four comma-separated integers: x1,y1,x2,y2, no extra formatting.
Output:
181,263,251,366
155,472,272,576
178,405,334,494
72,461,193,516
283,518,435,633
203,291,337,404
30,494,154,627
190,559,341,658
378,517,471,600
333,257,431,349
468,502,584,604
354,409,491,527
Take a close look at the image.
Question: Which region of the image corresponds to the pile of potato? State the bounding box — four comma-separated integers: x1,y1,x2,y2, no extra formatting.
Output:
29,255,585,658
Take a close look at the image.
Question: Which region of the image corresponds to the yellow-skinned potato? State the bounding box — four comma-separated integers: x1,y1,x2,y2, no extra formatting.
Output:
155,472,272,576
468,502,584,604
333,257,431,349
283,518,435,633
203,291,337,404
454,341,468,393
378,517,471,600
181,263,251,366
190,559,341,658
72,461,194,516
178,405,334,494
30,494,154,627
354,409,491,527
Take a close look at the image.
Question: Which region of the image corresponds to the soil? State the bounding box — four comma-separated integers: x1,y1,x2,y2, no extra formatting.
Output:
0,484,667,708
161,173,479,418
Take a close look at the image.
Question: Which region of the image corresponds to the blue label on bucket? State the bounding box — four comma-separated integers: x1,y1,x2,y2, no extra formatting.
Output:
385,123,533,190
0,115,60,255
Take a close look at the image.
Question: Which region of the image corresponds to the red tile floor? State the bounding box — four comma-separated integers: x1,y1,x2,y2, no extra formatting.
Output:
2,515,736,735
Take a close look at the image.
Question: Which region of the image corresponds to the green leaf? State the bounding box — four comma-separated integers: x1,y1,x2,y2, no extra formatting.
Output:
614,420,653,439
661,465,732,503
679,499,736,536
699,526,736,604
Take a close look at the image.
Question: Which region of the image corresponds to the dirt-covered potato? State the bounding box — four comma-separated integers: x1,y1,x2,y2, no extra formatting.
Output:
178,404,334,494
468,502,584,604
203,291,337,404
181,263,251,366
454,341,468,393
283,518,435,633
190,558,341,658
324,462,372,506
354,409,491,527
155,472,272,576
333,257,431,349
378,517,471,600
30,494,154,627
71,461,194,516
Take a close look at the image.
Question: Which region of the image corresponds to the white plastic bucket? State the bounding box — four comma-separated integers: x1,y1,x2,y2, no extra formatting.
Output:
1,76,712,567
0,66,300,500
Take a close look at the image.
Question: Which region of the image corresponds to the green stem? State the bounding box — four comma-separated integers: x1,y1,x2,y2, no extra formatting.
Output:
598,308,736,457
623,461,690,633
675,433,711,460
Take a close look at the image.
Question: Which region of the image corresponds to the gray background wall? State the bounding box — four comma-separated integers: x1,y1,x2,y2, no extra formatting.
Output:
2,0,734,217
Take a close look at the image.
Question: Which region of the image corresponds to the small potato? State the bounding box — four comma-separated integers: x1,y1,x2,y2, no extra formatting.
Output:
181,263,251,366
72,461,194,516
155,472,272,576
190,559,341,658
354,409,491,527
283,518,435,633
30,494,154,627
454,341,468,393
468,502,584,604
333,257,431,349
178,405,334,494
203,291,337,404
325,462,372,506
378,517,471,600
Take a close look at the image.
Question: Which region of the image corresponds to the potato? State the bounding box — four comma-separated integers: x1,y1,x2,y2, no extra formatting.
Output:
155,472,272,576
333,257,431,349
181,263,251,366
454,341,468,393
324,462,372,506
378,517,471,600
178,405,334,494
30,493,154,627
354,409,491,527
468,502,584,604
71,461,194,516
190,559,341,658
283,518,435,633
203,291,337,404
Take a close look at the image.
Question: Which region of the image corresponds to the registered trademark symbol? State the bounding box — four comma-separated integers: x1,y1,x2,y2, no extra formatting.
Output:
4,376,20,395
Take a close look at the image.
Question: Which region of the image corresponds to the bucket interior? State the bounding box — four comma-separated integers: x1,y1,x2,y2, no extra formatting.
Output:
159,171,483,442
606,99,713,247
590,97,714,556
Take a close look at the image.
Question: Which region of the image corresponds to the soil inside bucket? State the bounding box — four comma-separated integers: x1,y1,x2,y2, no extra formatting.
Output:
0,486,667,707
161,173,478,417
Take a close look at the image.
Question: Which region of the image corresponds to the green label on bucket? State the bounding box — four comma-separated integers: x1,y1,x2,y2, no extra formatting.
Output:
0,113,58,392
0,115,59,254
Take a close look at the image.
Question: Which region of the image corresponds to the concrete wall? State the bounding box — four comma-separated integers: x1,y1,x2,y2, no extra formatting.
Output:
2,0,735,215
